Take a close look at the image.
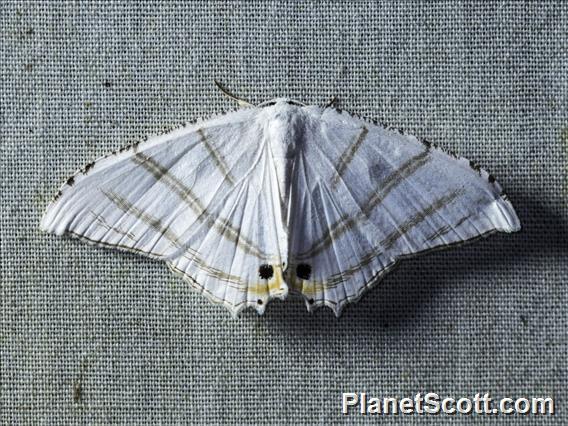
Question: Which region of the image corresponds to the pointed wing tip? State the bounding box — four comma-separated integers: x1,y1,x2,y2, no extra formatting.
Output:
38,222,51,234
507,218,522,233
39,209,55,234
493,196,522,233
39,199,66,236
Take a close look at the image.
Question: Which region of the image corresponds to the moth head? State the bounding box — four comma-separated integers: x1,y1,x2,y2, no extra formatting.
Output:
257,98,307,108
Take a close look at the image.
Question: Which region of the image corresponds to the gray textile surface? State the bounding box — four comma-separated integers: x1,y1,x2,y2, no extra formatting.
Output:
1,1,567,424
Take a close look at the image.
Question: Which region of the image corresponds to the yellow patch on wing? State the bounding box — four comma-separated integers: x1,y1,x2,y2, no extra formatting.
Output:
289,274,326,297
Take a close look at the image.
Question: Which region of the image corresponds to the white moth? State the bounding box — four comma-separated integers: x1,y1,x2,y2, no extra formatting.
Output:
40,83,521,317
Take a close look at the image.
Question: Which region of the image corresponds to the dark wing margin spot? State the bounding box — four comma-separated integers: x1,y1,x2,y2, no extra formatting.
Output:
296,263,312,280
258,264,274,280
83,162,95,173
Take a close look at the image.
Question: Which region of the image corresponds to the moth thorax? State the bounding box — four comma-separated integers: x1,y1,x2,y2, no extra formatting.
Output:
266,110,302,160
265,113,301,226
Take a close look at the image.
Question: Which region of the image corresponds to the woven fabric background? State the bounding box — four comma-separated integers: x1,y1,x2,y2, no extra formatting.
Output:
1,1,566,424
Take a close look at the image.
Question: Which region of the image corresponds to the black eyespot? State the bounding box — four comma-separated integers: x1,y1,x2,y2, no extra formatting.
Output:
258,264,273,280
488,174,496,183
296,263,311,280
308,298,314,305
257,299,263,305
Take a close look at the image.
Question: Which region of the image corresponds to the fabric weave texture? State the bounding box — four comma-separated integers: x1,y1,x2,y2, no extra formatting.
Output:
1,1,566,424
